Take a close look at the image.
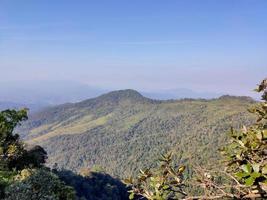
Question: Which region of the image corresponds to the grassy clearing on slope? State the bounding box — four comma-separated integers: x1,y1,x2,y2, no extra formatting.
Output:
27,114,112,143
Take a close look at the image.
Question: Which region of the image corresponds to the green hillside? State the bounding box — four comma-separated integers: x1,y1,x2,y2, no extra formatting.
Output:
19,90,255,178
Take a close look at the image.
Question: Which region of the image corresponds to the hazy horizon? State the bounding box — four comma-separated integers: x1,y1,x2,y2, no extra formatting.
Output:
1,1,266,99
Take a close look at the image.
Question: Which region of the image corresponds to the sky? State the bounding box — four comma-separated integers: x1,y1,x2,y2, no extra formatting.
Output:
0,0,266,97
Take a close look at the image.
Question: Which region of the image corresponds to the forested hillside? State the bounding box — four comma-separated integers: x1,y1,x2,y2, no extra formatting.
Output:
19,90,255,178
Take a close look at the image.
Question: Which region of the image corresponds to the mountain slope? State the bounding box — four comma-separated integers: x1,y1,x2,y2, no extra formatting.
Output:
19,90,255,177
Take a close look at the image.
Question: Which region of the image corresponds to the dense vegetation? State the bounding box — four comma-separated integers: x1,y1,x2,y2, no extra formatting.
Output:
19,90,255,178
0,109,128,199
125,79,267,199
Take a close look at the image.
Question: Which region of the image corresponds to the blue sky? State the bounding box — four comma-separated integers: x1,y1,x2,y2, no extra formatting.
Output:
0,0,266,96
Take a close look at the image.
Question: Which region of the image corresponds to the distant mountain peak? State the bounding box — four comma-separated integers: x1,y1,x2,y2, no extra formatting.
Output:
74,89,149,108
97,89,147,102
103,89,142,97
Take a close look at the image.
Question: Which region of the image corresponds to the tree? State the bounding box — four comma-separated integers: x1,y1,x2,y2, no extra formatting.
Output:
4,169,75,200
0,109,73,199
0,109,28,170
0,109,47,171
124,152,186,200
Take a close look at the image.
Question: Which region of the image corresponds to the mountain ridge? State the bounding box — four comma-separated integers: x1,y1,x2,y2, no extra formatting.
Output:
19,89,256,177
58,89,255,106
1,80,241,107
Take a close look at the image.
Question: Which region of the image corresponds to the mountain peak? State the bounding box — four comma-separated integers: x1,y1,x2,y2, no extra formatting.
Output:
74,89,154,109
99,89,145,101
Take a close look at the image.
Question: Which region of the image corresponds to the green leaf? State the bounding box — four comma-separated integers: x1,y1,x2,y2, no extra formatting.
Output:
251,141,259,149
235,172,249,179
250,172,261,178
245,177,255,186
129,193,134,200
162,185,169,190
241,164,252,174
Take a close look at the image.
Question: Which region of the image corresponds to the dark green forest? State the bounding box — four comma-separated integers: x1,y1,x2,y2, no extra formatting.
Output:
0,79,266,199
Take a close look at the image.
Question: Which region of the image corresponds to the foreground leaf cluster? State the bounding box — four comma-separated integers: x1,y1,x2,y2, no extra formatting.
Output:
221,79,267,196
124,152,186,200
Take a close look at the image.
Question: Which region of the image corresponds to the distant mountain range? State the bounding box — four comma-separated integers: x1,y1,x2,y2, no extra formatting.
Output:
0,81,222,112
19,89,255,177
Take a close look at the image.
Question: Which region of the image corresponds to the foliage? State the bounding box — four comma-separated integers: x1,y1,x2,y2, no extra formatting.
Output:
0,109,28,170
4,168,76,200
0,109,47,171
0,170,17,198
124,152,186,200
0,109,46,197
221,79,267,197
0,109,76,199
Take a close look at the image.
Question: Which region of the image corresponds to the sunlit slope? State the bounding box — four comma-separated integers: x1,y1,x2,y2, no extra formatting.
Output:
20,90,255,177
